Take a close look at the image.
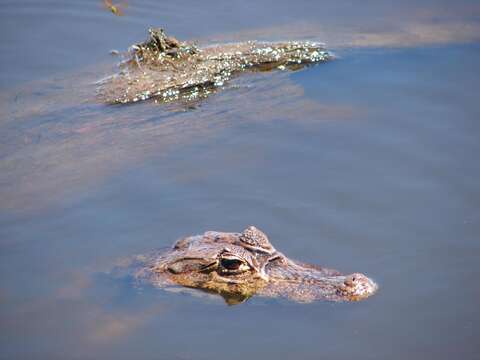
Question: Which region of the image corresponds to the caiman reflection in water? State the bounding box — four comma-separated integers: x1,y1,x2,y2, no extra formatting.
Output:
98,28,332,104
128,226,377,304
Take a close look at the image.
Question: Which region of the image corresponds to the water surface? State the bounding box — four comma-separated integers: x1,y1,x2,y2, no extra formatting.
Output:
1,1,479,359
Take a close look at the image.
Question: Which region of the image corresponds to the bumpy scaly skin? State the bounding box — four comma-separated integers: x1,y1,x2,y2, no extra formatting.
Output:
131,226,378,304
98,28,332,104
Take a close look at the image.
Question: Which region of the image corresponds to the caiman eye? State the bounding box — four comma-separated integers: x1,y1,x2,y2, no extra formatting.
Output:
220,258,244,270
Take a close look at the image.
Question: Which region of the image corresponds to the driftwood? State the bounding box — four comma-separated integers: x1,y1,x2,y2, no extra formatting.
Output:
98,28,332,104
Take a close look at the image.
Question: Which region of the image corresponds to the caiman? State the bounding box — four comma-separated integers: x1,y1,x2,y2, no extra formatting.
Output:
128,226,378,304
97,28,332,104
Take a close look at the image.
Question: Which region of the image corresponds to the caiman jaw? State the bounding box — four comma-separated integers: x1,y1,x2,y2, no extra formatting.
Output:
263,258,378,302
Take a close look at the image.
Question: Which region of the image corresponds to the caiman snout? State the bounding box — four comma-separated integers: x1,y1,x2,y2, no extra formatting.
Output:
337,273,378,300
263,257,378,302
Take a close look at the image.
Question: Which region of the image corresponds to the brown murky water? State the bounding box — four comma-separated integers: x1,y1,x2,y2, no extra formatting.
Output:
1,1,479,359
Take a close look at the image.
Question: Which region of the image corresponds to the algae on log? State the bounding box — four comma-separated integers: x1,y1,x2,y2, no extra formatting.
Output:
97,28,332,105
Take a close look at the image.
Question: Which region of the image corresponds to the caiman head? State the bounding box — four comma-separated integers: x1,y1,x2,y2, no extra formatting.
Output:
145,226,378,304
